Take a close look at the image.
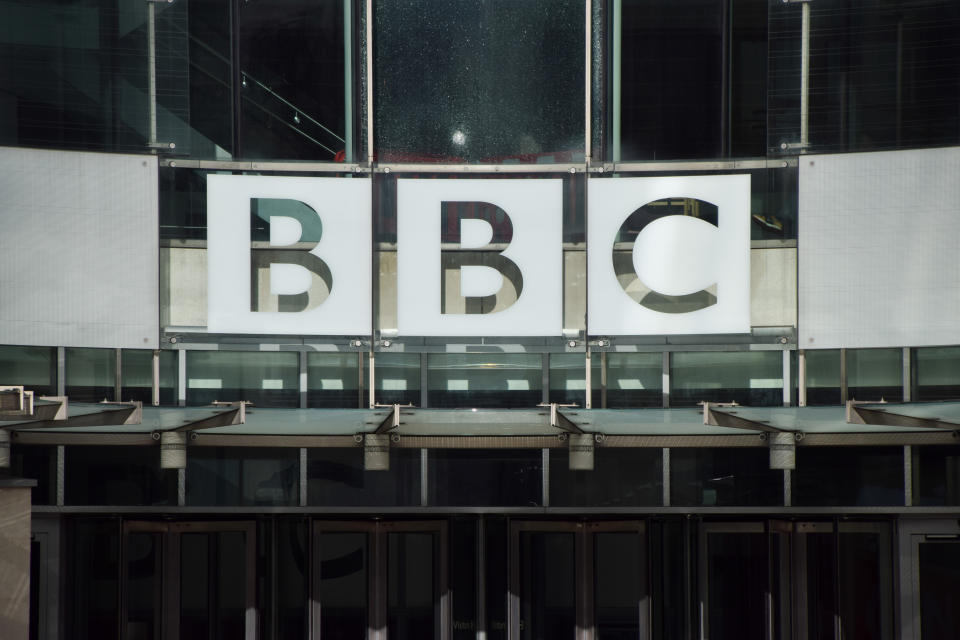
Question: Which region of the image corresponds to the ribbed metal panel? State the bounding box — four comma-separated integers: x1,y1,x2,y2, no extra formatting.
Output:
0,147,159,349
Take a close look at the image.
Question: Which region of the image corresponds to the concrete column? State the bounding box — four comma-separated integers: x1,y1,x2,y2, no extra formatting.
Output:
0,478,36,640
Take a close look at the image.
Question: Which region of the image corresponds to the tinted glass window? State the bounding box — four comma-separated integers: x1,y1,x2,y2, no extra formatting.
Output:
794,446,904,506
671,447,781,506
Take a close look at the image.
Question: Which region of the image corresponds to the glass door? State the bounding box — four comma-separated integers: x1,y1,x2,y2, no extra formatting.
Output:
509,521,648,640
312,520,448,640
121,521,256,640
901,520,960,640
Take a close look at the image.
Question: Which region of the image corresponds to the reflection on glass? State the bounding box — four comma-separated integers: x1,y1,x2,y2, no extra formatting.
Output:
273,519,309,639
550,448,661,507
485,517,509,640
308,352,361,408
671,351,783,407
804,349,840,405
913,445,960,506
307,448,420,507
125,533,161,640
8,445,56,505
519,532,575,640
706,532,767,640
427,354,541,408
671,448,781,506
450,519,477,640
186,350,298,407
121,349,177,405
70,519,120,639
548,352,597,408
595,532,644,639
838,530,894,640
186,447,299,506
794,447,904,506
846,348,902,402
0,345,56,396
180,532,247,640
389,532,436,640
375,0,584,163
318,532,368,640
65,347,115,403
65,446,177,506
374,353,421,406
605,353,662,408
430,450,541,506
916,346,960,401
919,542,960,640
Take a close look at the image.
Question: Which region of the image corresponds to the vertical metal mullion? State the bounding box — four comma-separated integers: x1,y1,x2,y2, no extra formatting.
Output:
360,350,367,409
477,517,487,640
365,0,374,163
584,347,592,409
576,525,593,640
541,354,550,405
177,349,186,407
420,449,428,507
542,449,550,508
800,1,810,149
152,350,161,406
57,347,66,396
115,348,122,402
662,448,670,507
600,350,607,409
612,0,622,162
584,0,592,163
839,348,848,404
420,353,429,408
343,0,354,162
902,347,911,402
300,447,308,507
147,1,157,145
798,349,807,407
904,445,913,507
245,525,257,640
782,349,791,407
370,526,387,640
662,351,670,408
55,444,65,506
231,0,243,157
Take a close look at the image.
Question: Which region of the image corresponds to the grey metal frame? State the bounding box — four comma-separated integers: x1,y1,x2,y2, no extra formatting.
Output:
898,518,960,640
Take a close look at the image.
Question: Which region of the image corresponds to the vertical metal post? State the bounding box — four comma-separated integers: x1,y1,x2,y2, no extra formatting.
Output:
300,448,308,507
300,351,308,409
477,517,487,640
147,1,158,146
177,468,186,506
152,350,161,406
612,0,622,162
662,351,670,408
368,350,375,409
365,0,374,163
584,0,592,163
56,347,66,396
420,449,428,507
542,354,550,405
420,353,428,408
800,1,810,148
798,349,807,407
600,350,607,409
56,445,65,507
542,449,550,507
344,0,354,161
839,348,848,404
904,445,912,507
782,349,791,407
177,349,186,407
783,469,792,507
902,347,912,402
584,348,592,409
114,348,122,402
662,448,671,507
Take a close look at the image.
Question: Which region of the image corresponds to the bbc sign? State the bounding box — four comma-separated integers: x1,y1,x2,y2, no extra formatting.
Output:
207,175,750,337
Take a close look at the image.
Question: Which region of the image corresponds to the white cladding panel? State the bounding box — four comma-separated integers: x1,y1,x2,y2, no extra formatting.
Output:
0,147,159,349
799,147,960,349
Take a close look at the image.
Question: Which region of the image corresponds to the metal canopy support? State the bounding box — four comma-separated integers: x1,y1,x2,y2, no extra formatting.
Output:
167,401,246,433
847,401,960,431
703,402,787,433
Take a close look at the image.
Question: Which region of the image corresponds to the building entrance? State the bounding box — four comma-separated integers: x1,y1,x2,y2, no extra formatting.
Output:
900,520,960,640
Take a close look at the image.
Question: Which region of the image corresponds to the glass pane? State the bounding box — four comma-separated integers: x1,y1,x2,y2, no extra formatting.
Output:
121,349,177,405
270,519,308,639
239,0,346,160
671,448,781,506
374,352,421,406
186,0,234,158
485,517,509,640
671,351,783,407
619,0,723,160
804,349,840,405
427,354,542,408
307,448,420,506
802,533,837,640
519,532,575,640
916,346,960,401
548,352,597,408
550,448,662,507
180,534,211,640
308,352,360,408
216,532,247,639
125,533,161,640
846,348,902,402
769,0,960,154
838,529,894,640
913,445,960,506
65,446,177,506
794,447,904,506
375,0,584,163
0,345,56,396
318,531,368,639
389,532,436,640
186,350,298,407
180,532,248,640
595,532,644,639
429,450,541,506
705,532,766,640
450,519,477,640
65,347,115,403
70,519,120,640
7,445,56,505
605,353,662,408
919,542,960,640
186,447,299,506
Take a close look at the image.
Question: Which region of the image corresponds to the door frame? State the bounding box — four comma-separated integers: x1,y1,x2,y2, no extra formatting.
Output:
508,520,648,640
311,520,449,640
120,521,257,640
899,518,960,640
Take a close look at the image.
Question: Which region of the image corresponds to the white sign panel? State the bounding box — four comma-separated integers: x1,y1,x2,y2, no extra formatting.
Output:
587,175,751,335
207,175,371,335
397,179,563,336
